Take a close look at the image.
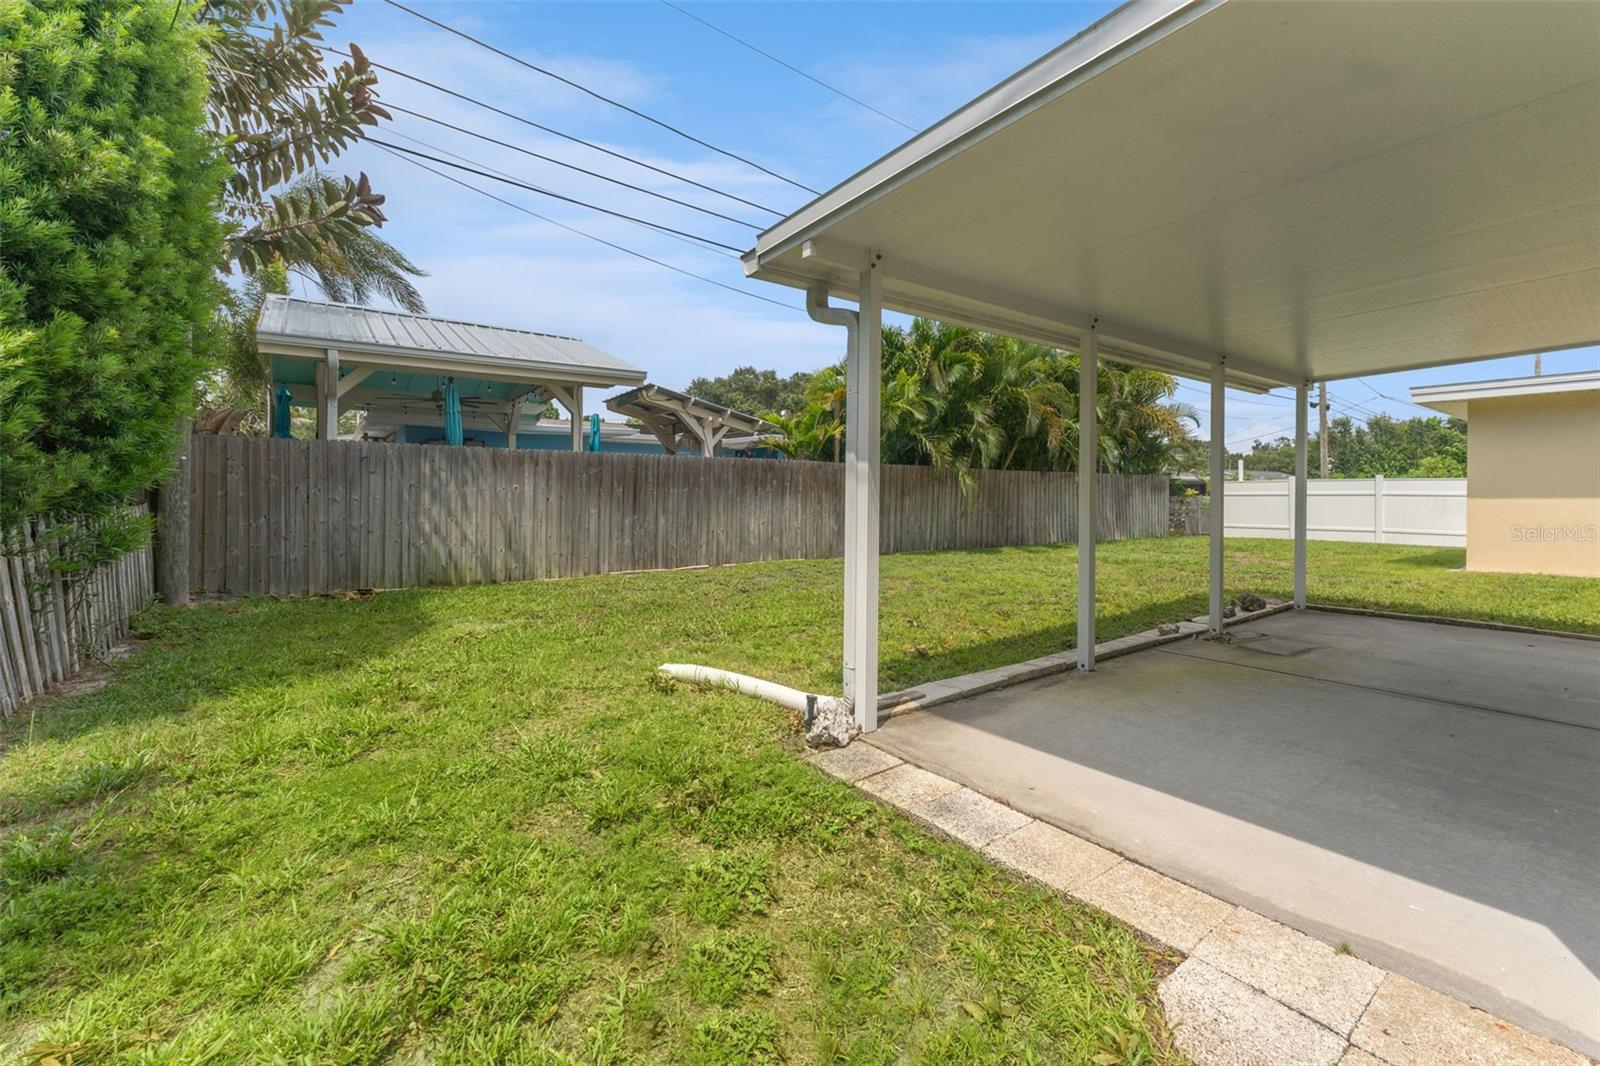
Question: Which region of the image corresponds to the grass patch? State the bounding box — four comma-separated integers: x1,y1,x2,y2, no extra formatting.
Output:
2,537,1593,1062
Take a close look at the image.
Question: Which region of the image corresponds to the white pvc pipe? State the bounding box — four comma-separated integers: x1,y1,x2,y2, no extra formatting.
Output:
657,663,847,717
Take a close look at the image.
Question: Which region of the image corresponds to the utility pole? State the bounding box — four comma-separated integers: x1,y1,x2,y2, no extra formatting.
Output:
1534,352,1542,376
1317,381,1330,479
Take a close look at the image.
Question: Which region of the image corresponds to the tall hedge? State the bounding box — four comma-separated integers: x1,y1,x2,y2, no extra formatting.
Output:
0,0,225,555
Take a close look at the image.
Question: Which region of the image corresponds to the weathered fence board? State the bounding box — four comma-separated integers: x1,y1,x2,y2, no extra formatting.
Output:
0,506,156,716
185,436,1168,597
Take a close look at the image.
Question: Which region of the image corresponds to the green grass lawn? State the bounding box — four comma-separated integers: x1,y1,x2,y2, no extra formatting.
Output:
2,538,1595,1064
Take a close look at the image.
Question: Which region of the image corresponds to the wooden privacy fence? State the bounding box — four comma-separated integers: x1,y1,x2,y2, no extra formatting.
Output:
181,436,1168,597
1,506,155,716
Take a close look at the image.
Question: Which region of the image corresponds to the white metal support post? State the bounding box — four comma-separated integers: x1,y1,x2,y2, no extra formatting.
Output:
1208,358,1226,634
1293,380,1308,608
1076,323,1098,671
569,386,584,452
844,257,883,730
315,348,340,440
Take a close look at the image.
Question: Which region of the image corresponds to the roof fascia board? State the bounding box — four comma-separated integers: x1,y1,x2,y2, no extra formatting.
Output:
793,237,1285,390
749,0,1221,264
1316,338,1600,385
1409,372,1600,406
258,336,646,387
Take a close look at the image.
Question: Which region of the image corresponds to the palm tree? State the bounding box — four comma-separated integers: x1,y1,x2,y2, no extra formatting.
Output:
279,174,428,312
765,318,1197,486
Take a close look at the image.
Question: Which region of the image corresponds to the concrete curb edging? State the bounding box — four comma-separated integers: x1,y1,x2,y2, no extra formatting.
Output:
877,600,1294,720
1306,602,1600,642
810,741,1591,1066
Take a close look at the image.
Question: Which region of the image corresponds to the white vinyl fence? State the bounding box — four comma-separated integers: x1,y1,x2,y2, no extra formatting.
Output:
1223,477,1466,547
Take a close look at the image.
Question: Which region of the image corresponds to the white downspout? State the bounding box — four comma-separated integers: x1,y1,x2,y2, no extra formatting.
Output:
805,286,862,719
648,285,868,749
805,285,858,351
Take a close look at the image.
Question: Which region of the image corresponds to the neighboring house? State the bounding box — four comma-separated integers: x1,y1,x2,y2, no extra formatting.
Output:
1411,371,1600,577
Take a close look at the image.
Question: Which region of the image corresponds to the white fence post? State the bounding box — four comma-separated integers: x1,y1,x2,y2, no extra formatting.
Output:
1373,474,1386,544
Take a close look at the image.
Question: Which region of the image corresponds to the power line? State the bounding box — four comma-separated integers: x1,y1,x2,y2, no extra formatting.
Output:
659,1,916,133
369,138,747,252
388,103,762,229
1175,382,1296,409
1353,376,1442,415
381,0,821,195
375,144,800,312
382,126,739,259
291,34,788,217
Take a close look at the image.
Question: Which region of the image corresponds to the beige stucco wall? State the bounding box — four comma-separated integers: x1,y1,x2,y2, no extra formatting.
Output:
1465,390,1600,577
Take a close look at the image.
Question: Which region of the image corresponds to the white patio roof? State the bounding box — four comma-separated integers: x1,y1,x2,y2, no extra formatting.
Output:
743,0,1600,390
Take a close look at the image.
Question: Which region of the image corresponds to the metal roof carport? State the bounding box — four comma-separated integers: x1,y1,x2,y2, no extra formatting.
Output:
256,296,646,449
742,0,1600,731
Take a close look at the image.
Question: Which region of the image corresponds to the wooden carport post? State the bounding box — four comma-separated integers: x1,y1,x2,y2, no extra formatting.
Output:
315,348,339,440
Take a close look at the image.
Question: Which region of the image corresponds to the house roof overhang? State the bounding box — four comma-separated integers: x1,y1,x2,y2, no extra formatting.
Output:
1409,370,1600,419
743,0,1600,391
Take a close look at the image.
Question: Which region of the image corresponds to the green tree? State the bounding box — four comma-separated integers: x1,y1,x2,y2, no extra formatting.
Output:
1227,413,1467,477
686,365,812,417
203,0,397,285
1,0,226,562
201,2,427,429
765,318,1196,492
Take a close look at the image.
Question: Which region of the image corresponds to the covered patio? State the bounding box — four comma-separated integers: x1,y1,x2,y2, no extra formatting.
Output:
740,0,1600,1056
743,0,1599,728
872,608,1600,1052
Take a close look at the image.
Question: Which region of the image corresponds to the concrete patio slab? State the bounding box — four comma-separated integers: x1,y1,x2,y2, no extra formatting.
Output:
1158,957,1347,1066
1074,862,1235,953
1351,974,1589,1066
1192,907,1384,1036
981,819,1122,893
871,609,1600,1055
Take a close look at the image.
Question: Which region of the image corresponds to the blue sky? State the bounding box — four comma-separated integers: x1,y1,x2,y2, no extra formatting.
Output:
321,1,1598,451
